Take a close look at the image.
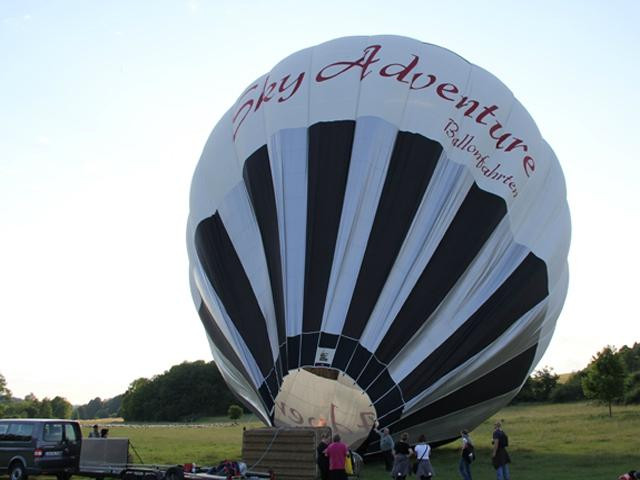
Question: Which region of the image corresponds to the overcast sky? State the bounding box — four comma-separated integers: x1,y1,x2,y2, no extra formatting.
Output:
1,0,638,404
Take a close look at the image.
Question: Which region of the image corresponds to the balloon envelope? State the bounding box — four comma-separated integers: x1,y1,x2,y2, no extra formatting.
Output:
187,35,570,448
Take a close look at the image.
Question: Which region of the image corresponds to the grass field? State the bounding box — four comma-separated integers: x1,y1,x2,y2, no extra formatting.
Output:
3,402,637,480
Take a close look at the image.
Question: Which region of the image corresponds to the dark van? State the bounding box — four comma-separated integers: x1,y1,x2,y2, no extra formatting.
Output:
0,419,82,480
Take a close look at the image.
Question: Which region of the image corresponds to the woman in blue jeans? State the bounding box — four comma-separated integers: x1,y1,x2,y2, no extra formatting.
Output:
458,430,473,480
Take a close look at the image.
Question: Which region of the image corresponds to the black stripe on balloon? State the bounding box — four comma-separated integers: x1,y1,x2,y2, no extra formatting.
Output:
376,405,404,426
243,145,287,379
399,252,548,400
303,121,355,333
375,183,508,364
345,344,373,380
264,369,279,400
332,336,358,371
287,335,301,371
258,383,274,414
195,213,273,377
365,370,396,404
373,386,404,419
318,333,339,349
301,332,320,366
390,344,537,432
197,300,254,389
279,344,287,377
356,356,386,390
342,132,441,338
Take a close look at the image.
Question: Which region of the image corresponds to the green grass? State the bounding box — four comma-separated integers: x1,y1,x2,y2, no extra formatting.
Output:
79,418,264,466
3,402,638,480
365,402,640,480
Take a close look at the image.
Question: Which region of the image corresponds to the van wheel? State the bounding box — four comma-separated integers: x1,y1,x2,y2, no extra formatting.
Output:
57,473,72,480
9,462,28,480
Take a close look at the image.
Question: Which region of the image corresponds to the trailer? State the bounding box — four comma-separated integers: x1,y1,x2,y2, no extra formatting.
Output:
78,438,272,480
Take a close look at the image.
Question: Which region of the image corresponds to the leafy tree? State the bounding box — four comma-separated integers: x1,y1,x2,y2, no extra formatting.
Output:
228,404,243,423
512,366,559,403
582,346,626,417
531,366,559,400
38,398,53,418
51,396,73,419
85,397,104,419
618,343,640,373
624,371,640,404
120,362,241,421
0,373,12,401
549,371,586,403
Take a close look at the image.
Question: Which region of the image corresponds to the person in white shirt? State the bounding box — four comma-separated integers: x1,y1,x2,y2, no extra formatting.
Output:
413,434,434,480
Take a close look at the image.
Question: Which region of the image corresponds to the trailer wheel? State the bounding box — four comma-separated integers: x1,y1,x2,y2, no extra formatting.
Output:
164,467,184,480
9,461,28,480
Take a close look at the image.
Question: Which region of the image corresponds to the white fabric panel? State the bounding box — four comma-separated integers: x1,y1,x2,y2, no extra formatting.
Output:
191,264,264,390
308,37,369,125
262,47,314,137
400,42,475,146
402,300,548,413
515,149,571,283
217,183,280,362
268,128,308,337
352,38,414,125
231,74,268,167
321,117,397,334
188,110,241,226
387,218,529,381
359,154,472,350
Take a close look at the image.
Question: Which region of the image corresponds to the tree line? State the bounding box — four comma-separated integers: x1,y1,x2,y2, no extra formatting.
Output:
0,361,240,421
512,343,640,415
119,360,242,421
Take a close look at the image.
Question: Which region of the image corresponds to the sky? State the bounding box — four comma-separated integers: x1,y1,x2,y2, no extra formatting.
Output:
1,0,638,405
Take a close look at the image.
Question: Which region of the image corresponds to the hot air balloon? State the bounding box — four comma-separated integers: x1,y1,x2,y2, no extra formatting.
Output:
187,35,570,449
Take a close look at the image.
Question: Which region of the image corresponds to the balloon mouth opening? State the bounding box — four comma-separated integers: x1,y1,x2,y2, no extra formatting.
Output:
273,367,377,448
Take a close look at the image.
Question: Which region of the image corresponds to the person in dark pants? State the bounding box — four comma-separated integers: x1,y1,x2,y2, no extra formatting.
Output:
391,432,413,480
492,422,511,480
317,433,330,480
459,429,473,480
374,420,394,471
325,434,349,480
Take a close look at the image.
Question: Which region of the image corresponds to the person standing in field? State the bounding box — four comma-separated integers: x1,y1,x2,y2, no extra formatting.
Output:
317,433,331,480
413,434,434,480
491,421,511,480
391,432,413,480
89,424,100,438
324,434,349,480
374,420,394,471
459,429,474,480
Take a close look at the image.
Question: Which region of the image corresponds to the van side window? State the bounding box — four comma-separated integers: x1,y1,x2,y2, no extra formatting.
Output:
7,423,34,441
64,424,77,442
0,423,9,439
43,423,64,442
